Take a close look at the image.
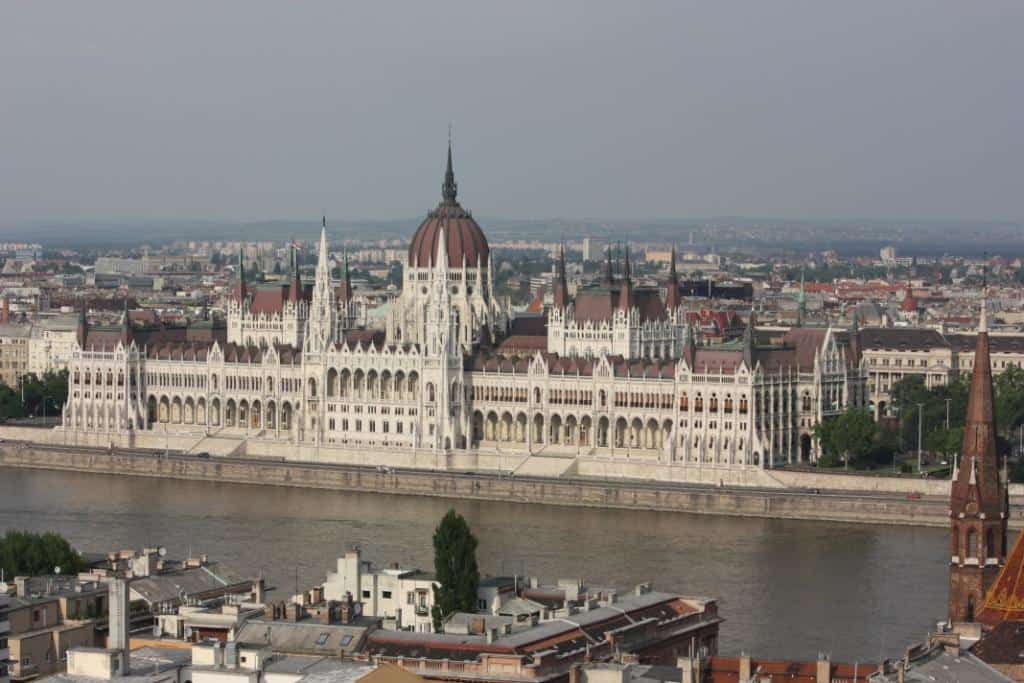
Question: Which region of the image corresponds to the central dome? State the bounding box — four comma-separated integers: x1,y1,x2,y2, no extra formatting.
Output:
407,144,490,268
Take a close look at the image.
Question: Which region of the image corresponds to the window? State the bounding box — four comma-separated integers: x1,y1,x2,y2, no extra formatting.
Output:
382,591,392,599
407,592,416,605
362,590,371,599
316,632,330,646
478,599,488,610
340,635,353,647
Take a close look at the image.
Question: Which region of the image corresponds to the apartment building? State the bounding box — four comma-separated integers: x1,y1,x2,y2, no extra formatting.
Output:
0,324,30,389
859,327,1024,417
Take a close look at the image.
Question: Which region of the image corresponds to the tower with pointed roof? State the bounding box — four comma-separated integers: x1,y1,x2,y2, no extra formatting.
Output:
949,294,1007,623
305,217,337,353
552,243,569,310
390,139,506,351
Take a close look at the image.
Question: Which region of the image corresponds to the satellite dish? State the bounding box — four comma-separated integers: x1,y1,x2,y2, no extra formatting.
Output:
158,546,167,557
54,566,61,575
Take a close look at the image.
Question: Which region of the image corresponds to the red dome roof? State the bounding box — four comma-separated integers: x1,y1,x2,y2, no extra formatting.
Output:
407,143,490,268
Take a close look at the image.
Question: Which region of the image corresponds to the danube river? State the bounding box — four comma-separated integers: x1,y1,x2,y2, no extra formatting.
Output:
0,467,948,662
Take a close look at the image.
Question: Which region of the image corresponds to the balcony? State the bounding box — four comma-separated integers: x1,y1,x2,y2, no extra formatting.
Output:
11,662,38,681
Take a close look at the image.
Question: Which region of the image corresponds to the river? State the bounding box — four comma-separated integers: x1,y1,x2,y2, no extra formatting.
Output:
0,467,949,663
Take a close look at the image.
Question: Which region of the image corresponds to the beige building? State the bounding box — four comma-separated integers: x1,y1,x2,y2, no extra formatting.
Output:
859,327,1024,417
0,324,31,389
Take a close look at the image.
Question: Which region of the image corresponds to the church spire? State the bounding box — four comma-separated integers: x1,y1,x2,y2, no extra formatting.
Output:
236,248,247,301
949,284,1006,624
442,134,458,205
552,242,569,309
664,246,681,310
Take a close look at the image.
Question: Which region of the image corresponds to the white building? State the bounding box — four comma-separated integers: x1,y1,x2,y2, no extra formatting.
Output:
59,146,868,468
322,550,438,633
28,315,80,375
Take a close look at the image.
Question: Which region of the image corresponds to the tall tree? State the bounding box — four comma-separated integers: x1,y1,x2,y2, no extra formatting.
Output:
431,509,480,631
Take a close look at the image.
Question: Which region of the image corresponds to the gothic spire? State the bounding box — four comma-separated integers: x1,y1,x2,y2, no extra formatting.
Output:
237,248,247,301
553,242,569,309
952,284,1007,624
742,308,756,368
442,135,458,205
664,246,681,310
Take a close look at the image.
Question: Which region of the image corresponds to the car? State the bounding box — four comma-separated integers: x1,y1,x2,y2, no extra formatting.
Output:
195,451,211,459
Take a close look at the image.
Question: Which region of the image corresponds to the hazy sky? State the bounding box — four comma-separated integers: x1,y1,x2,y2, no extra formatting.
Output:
1,2,1022,224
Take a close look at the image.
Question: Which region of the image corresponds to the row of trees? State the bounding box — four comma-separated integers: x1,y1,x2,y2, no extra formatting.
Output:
0,369,69,420
814,367,1024,475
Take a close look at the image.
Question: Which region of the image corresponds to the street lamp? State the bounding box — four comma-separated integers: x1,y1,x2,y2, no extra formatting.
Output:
917,402,924,474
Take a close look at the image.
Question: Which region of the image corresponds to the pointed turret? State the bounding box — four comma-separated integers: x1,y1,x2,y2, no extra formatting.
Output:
305,217,337,352
742,309,756,368
287,243,303,304
603,244,614,286
664,246,681,311
119,299,132,345
682,319,697,368
442,137,458,205
618,245,633,312
552,243,569,309
950,291,1007,624
336,249,353,303
77,303,88,348
235,248,247,301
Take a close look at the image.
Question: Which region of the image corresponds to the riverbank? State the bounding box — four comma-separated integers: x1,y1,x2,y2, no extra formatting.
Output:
3,441,1017,528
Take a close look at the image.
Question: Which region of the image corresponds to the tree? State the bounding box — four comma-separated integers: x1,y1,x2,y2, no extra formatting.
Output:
0,529,84,577
431,509,480,631
814,409,878,467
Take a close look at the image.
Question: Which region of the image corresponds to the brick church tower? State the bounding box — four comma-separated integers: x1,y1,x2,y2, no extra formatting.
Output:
949,296,1008,623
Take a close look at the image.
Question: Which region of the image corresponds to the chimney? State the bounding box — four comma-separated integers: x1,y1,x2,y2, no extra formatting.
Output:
897,659,906,683
109,578,131,675
679,650,702,683
816,654,831,683
253,578,265,605
569,665,581,683
739,654,752,683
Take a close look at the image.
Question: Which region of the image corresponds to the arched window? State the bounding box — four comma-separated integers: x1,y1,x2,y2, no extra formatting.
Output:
967,528,977,559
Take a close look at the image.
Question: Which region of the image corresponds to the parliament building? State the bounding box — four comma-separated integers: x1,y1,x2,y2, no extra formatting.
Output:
60,146,869,471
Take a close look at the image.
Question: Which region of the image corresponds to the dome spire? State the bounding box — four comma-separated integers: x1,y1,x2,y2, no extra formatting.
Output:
442,128,458,204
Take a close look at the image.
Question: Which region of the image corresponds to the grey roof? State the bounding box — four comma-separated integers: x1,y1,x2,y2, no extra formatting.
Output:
498,590,683,648
44,646,192,683
235,618,369,656
872,649,1012,683
130,563,252,604
263,656,374,683
495,597,546,616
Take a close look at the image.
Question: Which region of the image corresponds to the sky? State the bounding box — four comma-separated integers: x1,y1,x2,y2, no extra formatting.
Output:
1,2,1022,224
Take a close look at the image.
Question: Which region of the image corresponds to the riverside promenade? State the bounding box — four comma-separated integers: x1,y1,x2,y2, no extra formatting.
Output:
3,435,1022,529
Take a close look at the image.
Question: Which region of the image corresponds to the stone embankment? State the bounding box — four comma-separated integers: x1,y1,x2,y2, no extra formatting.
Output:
3,440,1022,528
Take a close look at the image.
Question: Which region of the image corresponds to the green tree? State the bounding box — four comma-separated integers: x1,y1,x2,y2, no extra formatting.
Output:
431,509,480,631
0,529,85,577
814,409,878,467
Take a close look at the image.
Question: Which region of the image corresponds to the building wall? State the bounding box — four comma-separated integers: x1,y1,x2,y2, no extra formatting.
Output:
0,326,30,389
